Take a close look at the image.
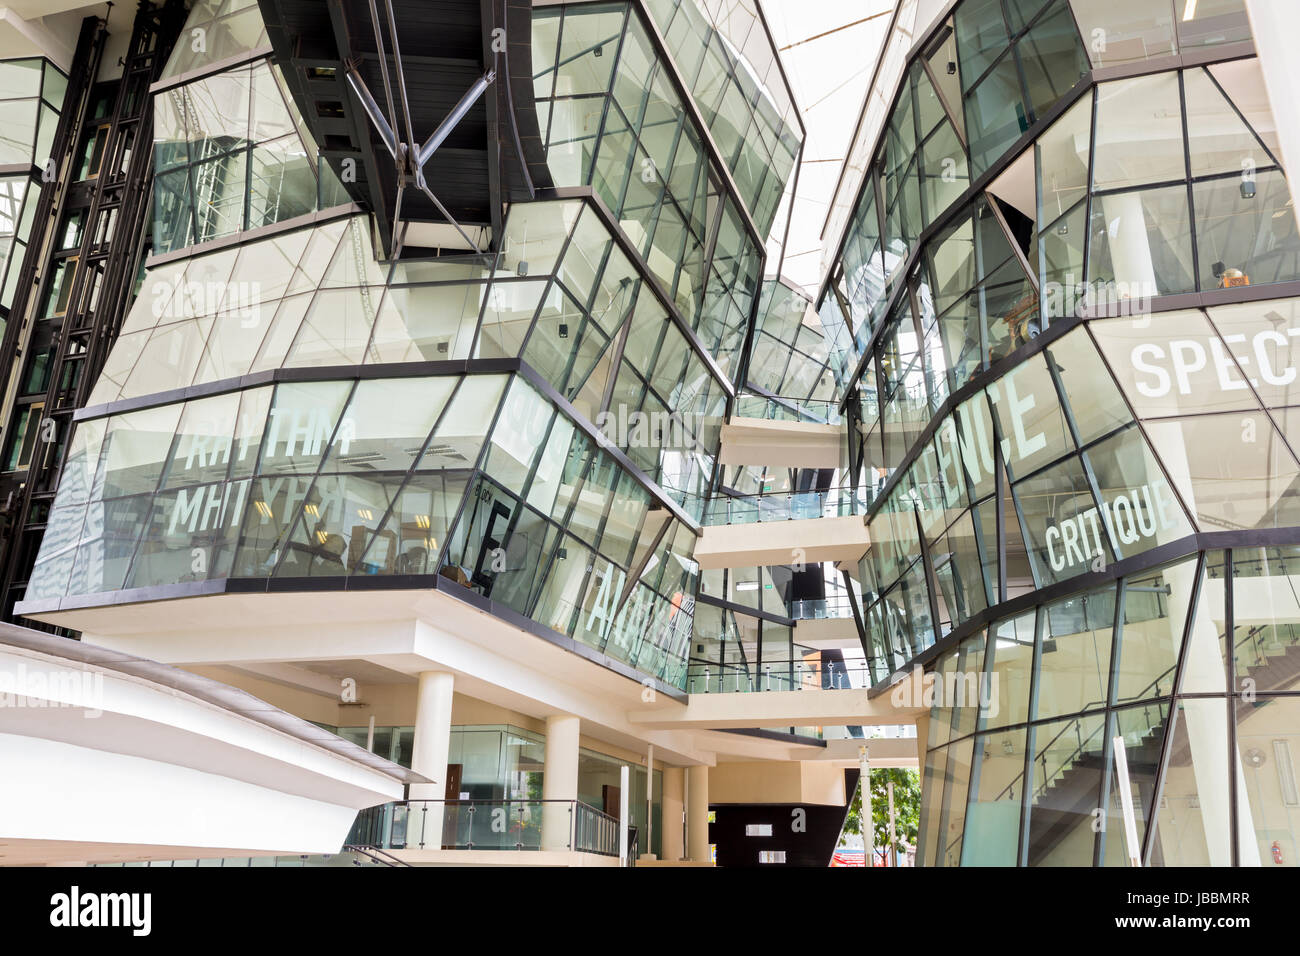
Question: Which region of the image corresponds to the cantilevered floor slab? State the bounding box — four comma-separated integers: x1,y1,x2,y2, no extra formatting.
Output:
719,417,844,468
694,515,869,569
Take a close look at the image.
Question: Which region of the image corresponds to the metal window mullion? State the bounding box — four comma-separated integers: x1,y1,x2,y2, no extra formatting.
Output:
1177,70,1203,291
1226,547,1239,866
1142,550,1207,865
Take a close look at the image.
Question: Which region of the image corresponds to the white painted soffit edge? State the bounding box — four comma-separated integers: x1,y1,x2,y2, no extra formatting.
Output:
0,622,429,797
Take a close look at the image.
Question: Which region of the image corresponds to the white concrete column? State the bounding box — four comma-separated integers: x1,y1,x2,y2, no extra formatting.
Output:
686,764,710,863
542,714,580,850
1245,1,1300,235
1100,192,1158,304
662,767,685,861
410,671,454,847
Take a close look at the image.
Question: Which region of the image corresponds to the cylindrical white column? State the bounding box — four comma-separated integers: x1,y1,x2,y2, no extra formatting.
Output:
542,714,580,850
1245,1,1300,234
619,765,630,865
686,764,710,863
410,670,454,847
860,746,872,867
662,767,685,861
645,744,654,860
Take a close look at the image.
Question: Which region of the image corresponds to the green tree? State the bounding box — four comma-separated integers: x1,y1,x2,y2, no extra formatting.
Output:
842,767,920,864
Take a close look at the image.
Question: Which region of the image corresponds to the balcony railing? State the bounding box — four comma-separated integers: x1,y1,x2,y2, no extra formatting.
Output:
347,799,623,856
788,595,857,620
733,394,843,425
701,487,861,525
686,659,871,693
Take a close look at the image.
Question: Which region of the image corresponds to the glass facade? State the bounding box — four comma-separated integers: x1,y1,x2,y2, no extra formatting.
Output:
533,3,776,376
153,38,345,255
18,0,808,695
0,58,66,326
823,0,1300,865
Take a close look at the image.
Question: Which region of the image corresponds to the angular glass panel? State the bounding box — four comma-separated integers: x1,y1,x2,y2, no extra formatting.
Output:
1175,0,1250,50
367,471,468,576
1088,185,1196,297
370,283,483,364
55,419,106,508
416,375,508,470
1049,326,1134,443
962,727,1027,866
1116,557,1196,703
533,535,592,636
1037,94,1092,229
127,479,246,588
1068,0,1176,67
1225,546,1300,694
1093,73,1186,192
98,403,183,499
323,376,455,474
1194,170,1300,291
987,353,1074,480
483,377,553,496
965,54,1029,177
256,380,352,475
229,386,273,481
954,0,1011,89
1235,695,1300,866
25,503,84,600
1208,58,1281,161
1180,550,1231,694
1038,586,1115,719
931,510,992,628
232,474,313,576
1205,299,1300,409
69,495,152,595
282,287,376,367
1146,412,1300,530
1100,701,1172,866
1150,698,1232,866
161,391,240,489
1013,453,1111,585
1086,424,1193,560
1026,711,1106,865
277,473,401,578
934,735,975,866
1091,310,1256,418
919,744,949,867
1184,66,1276,179
1016,2,1088,120
123,317,215,397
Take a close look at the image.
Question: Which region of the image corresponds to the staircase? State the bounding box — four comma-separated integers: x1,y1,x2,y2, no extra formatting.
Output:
1025,724,1163,866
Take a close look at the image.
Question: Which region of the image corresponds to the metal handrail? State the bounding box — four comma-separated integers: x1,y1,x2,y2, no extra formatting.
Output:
700,486,862,525
732,394,843,425
686,658,870,693
789,595,857,620
347,798,622,856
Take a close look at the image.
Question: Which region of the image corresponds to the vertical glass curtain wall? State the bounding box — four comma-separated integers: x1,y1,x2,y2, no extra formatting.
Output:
153,56,347,254
745,281,838,417
532,2,776,381
921,547,1300,867
0,58,67,329
817,0,1300,687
